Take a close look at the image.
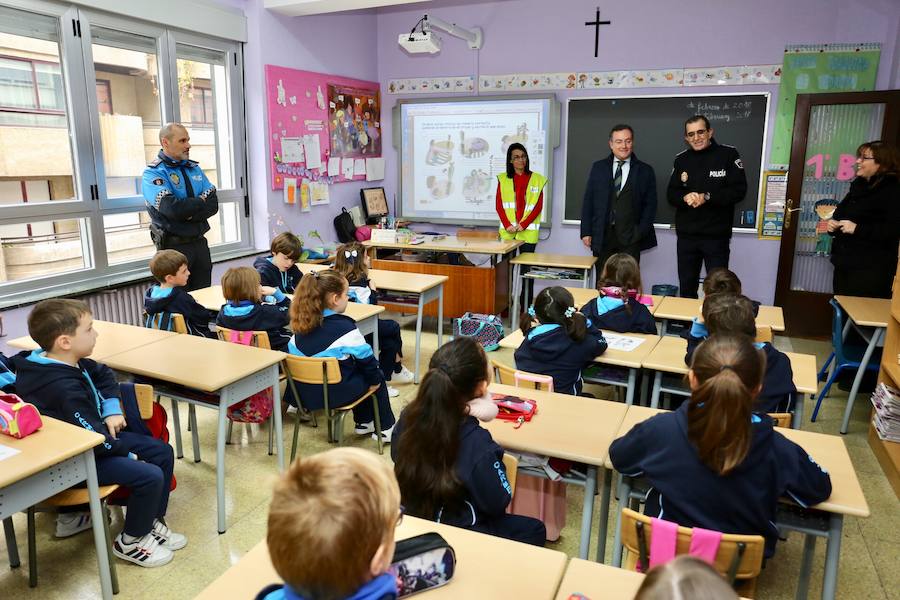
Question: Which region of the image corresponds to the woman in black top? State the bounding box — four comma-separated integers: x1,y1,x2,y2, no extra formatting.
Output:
828,140,900,298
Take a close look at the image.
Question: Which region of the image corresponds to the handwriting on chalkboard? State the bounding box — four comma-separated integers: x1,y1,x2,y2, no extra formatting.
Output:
685,99,754,123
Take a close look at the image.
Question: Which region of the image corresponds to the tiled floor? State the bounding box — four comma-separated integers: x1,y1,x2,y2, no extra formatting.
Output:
1,319,897,599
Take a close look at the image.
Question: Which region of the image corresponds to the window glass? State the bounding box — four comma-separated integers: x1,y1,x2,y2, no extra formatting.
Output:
0,217,88,282
104,210,155,265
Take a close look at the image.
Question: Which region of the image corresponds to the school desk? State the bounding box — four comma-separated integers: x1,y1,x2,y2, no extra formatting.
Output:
101,334,286,533
833,295,891,434
296,262,329,275
0,418,112,599
366,269,447,384
640,336,818,426
509,253,598,331
653,296,785,335
606,406,869,600
485,382,628,562
194,515,568,600
188,285,385,355
498,329,661,405
6,320,177,360
364,235,522,319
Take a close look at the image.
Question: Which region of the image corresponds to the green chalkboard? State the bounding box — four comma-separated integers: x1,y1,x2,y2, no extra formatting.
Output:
564,93,769,229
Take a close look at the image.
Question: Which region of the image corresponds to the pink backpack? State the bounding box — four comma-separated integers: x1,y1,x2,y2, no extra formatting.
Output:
354,225,373,241
0,393,43,439
223,331,275,424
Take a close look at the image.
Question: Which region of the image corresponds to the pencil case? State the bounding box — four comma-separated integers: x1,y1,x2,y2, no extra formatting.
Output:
0,393,43,439
389,532,456,597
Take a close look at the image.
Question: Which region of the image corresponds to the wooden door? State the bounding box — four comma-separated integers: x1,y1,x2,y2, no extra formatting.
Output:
774,91,900,338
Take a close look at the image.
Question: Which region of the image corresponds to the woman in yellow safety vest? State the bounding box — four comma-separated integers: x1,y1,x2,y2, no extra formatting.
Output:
495,143,547,254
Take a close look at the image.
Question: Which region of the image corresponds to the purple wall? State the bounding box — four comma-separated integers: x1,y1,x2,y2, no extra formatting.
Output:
375,0,900,303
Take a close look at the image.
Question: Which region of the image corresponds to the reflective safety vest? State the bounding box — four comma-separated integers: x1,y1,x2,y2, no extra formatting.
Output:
497,172,547,244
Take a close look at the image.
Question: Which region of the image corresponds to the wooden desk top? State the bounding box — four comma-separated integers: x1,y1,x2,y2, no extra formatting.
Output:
511,252,597,270
103,334,285,392
565,288,664,316
369,269,448,294
485,383,626,466
195,515,567,600
0,417,103,489
6,320,177,360
655,297,785,331
297,263,329,275
498,330,660,369
606,407,869,517
834,295,891,328
189,286,385,322
554,559,646,600
364,235,523,255
784,351,817,395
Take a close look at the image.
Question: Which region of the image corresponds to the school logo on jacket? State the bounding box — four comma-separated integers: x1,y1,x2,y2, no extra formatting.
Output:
169,173,180,186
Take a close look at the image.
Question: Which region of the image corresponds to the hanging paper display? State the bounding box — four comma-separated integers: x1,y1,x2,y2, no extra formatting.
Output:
327,84,382,158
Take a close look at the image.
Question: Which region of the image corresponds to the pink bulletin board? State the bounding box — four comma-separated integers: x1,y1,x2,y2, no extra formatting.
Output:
265,64,381,190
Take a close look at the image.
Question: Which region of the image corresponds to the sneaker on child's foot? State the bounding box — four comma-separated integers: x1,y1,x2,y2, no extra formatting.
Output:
372,424,395,443
391,366,416,384
151,519,187,551
354,421,375,435
113,532,174,567
55,512,92,538
387,386,400,398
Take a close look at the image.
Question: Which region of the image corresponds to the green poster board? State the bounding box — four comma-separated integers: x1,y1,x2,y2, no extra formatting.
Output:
770,43,880,166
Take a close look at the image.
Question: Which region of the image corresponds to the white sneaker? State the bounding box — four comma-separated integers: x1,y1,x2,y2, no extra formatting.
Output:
151,519,187,551
372,425,394,443
113,532,174,567
55,512,92,538
387,386,400,398
391,366,416,384
354,421,375,435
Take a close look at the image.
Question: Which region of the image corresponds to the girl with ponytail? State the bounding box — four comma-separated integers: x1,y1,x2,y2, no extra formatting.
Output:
515,286,608,395
610,335,831,556
391,337,546,546
289,269,396,442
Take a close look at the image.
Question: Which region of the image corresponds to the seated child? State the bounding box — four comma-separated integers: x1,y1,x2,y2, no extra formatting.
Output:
392,337,546,546
610,334,831,557
288,270,396,442
254,232,303,294
703,267,760,315
216,266,291,352
0,351,14,392
13,299,185,567
684,293,795,413
515,286,608,395
334,242,414,394
580,252,656,334
144,249,216,337
635,556,739,600
259,447,401,600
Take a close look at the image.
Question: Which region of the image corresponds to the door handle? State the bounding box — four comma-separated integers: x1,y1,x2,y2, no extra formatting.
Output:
784,198,800,229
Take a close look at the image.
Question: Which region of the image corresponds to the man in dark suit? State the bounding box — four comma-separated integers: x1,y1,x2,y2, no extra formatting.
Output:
580,124,658,266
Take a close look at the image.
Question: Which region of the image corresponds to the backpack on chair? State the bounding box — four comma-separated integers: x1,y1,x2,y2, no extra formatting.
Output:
222,330,275,424
334,207,358,243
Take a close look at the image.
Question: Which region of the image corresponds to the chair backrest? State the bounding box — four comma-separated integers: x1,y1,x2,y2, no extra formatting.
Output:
491,360,553,391
134,383,155,420
216,326,272,350
768,413,792,428
754,325,773,344
143,311,188,334
502,453,518,495
283,354,343,385
620,508,765,585
829,298,848,363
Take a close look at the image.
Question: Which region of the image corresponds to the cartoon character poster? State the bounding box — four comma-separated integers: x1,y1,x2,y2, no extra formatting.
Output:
814,198,839,256
327,85,381,158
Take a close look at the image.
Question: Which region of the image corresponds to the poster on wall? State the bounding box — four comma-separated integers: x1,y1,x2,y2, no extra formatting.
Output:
328,85,382,158
759,171,787,239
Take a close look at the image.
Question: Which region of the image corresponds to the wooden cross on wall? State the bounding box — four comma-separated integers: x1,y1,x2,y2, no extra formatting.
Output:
585,7,611,58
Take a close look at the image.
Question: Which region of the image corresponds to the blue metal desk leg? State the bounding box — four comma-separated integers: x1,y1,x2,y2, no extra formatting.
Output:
3,517,20,568
216,387,229,533
821,515,843,600
624,369,637,406
795,534,816,600
578,465,598,559
596,468,612,563
650,371,663,409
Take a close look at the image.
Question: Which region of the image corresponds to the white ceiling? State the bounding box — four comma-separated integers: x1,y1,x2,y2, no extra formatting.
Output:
264,0,431,17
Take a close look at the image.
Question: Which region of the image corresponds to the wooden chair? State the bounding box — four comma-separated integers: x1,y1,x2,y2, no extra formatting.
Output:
754,325,773,344
620,508,765,598
502,453,518,495
22,384,156,593
768,413,793,428
282,355,383,460
491,360,554,391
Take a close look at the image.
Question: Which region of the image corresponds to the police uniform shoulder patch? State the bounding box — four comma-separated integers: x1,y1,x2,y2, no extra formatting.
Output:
735,158,744,169
169,173,181,185
148,158,162,167
152,177,164,186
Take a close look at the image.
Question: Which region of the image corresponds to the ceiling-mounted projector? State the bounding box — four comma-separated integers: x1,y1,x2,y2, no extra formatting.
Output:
399,14,482,56
398,31,442,55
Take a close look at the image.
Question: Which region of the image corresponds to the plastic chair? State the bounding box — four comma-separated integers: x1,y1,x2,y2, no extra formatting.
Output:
142,311,187,334
768,413,793,428
810,299,881,424
491,360,554,392
282,355,383,460
620,508,765,598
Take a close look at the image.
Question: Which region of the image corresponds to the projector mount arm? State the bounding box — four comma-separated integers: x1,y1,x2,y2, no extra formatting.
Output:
411,14,483,50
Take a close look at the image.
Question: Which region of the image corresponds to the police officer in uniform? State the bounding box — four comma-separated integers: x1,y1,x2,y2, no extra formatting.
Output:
666,115,747,298
142,123,218,291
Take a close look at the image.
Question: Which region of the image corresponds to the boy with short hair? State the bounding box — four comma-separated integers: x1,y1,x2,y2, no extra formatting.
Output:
144,249,216,337
258,447,401,600
13,299,185,567
254,232,304,294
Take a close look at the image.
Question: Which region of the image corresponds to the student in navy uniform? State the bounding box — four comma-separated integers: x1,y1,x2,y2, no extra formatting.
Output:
253,232,304,294
392,337,546,546
610,334,831,556
333,241,414,396
13,299,185,567
684,293,795,413
515,286,608,395
0,352,14,392
288,270,396,442
144,250,217,338
580,253,656,334
216,267,291,352
702,267,760,315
